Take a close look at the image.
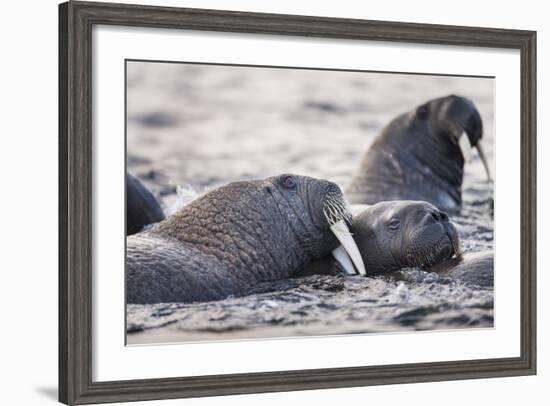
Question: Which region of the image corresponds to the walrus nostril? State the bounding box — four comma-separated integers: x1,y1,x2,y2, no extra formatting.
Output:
440,211,449,221
323,194,352,227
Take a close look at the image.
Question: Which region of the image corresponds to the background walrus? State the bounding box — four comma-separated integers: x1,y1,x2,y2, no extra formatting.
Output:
126,172,165,235
127,174,363,304
346,95,492,211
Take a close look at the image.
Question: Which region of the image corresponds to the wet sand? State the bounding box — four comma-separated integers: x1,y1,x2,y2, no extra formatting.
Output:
126,61,494,344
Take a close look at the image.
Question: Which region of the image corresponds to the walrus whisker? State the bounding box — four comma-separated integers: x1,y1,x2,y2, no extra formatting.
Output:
406,233,459,270
325,194,344,211
333,197,354,226
323,198,348,226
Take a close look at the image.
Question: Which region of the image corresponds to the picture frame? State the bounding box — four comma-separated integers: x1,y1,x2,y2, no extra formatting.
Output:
59,1,536,404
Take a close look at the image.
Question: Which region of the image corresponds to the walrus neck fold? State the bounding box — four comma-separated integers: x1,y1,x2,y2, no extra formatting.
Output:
266,184,339,266
413,123,464,188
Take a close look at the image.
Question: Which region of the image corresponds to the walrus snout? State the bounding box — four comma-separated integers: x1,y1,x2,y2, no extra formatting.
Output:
430,208,460,258
443,220,461,259
395,202,461,269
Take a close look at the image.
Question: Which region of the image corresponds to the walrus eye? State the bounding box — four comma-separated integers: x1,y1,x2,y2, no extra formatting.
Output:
388,218,400,230
416,104,429,119
281,175,297,189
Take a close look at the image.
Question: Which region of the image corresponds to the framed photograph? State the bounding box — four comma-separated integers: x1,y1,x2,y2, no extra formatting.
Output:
59,1,536,404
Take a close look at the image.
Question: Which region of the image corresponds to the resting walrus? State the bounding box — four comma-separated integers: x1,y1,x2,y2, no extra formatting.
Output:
301,201,493,287
301,201,458,275
346,95,491,211
126,174,365,304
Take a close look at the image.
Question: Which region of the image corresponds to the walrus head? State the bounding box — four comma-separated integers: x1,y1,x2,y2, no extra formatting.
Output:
263,174,366,274
152,174,365,279
415,95,491,181
345,94,490,211
350,201,460,275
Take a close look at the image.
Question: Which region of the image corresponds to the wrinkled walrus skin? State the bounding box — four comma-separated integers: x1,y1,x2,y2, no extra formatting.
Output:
127,174,352,304
346,95,485,211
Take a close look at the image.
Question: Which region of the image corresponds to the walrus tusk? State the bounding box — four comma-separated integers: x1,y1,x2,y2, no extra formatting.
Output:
458,132,473,162
330,220,367,276
332,245,357,275
475,142,492,182
459,132,492,182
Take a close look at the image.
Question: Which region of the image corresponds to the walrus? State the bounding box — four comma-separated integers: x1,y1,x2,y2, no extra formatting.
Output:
127,172,165,235
300,201,493,287
346,95,492,211
353,204,494,285
300,200,459,276
126,174,365,304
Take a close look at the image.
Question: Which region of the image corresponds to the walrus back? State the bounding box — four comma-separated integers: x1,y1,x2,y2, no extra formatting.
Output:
437,251,493,287
126,233,249,303
430,251,493,287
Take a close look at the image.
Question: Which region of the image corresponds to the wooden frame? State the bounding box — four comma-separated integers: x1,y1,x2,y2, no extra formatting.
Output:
59,1,537,404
